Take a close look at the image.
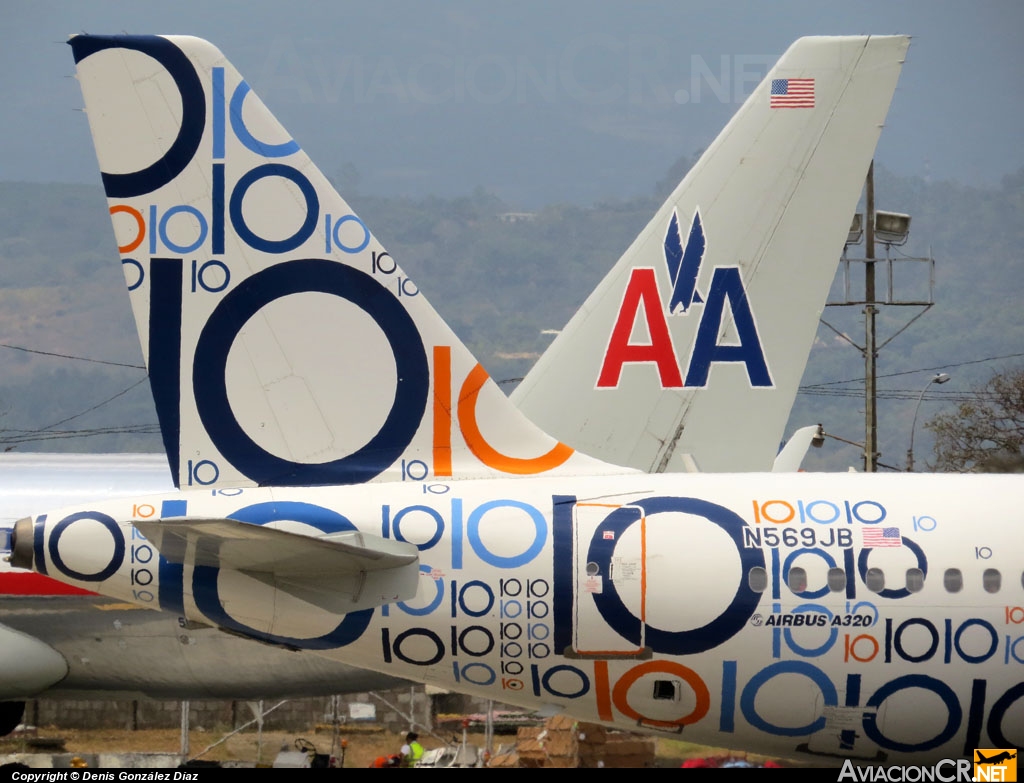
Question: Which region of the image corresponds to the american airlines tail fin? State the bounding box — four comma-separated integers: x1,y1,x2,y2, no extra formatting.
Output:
513,36,909,473
70,35,620,489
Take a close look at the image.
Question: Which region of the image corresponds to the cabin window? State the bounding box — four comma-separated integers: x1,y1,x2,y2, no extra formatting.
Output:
906,568,925,593
787,567,807,593
865,567,885,593
944,568,963,593
653,680,679,701
586,562,600,576
748,567,768,593
827,568,847,592
983,568,1001,594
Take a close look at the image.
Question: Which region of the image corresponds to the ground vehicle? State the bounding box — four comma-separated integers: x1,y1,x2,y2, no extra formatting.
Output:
272,738,341,769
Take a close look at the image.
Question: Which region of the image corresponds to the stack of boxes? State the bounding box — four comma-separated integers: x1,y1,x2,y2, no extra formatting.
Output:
488,715,656,768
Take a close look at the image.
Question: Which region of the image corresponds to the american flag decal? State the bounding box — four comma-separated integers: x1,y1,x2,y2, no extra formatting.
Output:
862,527,902,548
770,77,815,108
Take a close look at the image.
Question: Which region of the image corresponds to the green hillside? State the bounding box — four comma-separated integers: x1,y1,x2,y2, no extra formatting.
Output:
1,169,1021,469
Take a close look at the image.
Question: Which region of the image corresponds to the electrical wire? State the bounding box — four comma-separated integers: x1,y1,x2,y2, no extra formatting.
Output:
0,342,145,370
35,377,151,433
800,351,1024,389
1,425,161,449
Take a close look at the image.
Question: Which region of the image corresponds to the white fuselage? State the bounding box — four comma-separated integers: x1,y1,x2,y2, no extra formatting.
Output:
22,471,1024,762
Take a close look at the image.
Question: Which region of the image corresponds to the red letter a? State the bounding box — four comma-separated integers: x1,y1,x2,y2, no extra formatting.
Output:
596,268,683,388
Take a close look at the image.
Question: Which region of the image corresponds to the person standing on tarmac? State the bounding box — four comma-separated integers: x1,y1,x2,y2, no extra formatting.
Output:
400,732,424,767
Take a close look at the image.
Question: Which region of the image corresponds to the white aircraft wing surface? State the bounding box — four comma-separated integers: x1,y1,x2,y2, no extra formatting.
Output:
135,518,420,615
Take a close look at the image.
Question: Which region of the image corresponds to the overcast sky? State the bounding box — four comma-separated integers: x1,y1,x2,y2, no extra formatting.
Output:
3,1,1022,206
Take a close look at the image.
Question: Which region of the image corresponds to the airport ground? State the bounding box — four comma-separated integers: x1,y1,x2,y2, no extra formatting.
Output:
0,724,780,768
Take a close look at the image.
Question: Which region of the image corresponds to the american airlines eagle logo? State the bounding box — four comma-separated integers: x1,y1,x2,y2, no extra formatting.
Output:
664,208,705,314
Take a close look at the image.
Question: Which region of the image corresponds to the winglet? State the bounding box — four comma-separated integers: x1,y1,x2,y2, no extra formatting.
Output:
771,425,822,473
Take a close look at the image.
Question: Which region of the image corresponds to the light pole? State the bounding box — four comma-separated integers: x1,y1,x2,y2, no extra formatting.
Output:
906,373,950,471
827,163,930,471
864,163,877,472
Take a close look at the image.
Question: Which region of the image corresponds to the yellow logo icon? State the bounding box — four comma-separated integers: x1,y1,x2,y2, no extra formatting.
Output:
974,749,1017,782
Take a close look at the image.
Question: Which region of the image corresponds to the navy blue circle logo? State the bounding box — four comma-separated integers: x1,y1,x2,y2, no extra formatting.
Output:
586,496,765,655
70,36,205,198
192,259,429,486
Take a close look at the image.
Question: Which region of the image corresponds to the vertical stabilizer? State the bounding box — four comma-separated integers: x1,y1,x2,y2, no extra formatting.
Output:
70,35,621,489
513,36,909,473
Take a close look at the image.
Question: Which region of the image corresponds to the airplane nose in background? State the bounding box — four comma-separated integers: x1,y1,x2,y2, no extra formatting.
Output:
8,517,34,570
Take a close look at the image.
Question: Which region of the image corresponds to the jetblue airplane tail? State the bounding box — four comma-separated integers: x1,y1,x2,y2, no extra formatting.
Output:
512,36,909,473
70,35,621,489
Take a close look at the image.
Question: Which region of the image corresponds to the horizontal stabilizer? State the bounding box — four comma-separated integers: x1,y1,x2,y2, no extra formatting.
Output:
134,518,420,614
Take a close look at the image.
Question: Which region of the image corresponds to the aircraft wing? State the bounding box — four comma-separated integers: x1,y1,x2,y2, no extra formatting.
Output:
134,519,420,615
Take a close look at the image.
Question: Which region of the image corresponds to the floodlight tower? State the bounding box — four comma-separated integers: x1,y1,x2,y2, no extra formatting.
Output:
864,164,878,472
826,163,931,472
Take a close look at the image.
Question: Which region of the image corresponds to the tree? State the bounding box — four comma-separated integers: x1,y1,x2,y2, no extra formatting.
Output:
925,368,1024,472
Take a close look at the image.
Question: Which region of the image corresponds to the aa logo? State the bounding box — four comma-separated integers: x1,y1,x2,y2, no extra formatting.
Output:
974,749,1017,782
596,206,773,390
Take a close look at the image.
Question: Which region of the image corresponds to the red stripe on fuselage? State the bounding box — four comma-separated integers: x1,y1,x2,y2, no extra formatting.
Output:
0,572,96,596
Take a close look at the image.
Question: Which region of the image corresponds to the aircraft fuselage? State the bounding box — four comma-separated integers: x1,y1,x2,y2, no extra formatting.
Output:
18,471,1023,762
